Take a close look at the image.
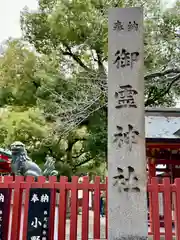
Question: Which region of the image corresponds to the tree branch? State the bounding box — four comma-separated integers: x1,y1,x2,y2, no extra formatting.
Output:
62,43,91,71
73,158,93,169
72,152,84,159
147,87,154,99
145,73,180,106
144,68,180,80
161,73,180,96
73,153,92,168
96,49,104,69
47,147,64,163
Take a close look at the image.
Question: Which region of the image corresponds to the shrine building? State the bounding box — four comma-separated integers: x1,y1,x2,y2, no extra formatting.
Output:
146,108,180,182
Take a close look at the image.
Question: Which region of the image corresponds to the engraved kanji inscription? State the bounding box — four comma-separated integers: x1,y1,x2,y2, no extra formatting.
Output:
115,84,138,108
128,21,138,31
113,124,139,151
113,49,139,69
113,21,138,32
113,20,124,31
113,166,140,192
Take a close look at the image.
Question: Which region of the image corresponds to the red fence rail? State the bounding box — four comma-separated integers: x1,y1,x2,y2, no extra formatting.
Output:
0,176,179,239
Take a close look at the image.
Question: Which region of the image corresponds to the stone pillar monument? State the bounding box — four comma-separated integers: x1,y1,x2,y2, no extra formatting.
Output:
108,7,148,240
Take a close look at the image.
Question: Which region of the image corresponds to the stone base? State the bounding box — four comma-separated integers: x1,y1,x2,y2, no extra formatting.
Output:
111,236,148,240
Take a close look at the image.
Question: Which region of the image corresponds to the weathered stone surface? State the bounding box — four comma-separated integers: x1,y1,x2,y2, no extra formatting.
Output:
108,7,148,240
112,236,148,240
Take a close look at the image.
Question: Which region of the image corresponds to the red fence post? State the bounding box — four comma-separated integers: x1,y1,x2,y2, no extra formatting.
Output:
70,176,78,240
105,176,108,240
163,178,173,240
151,177,160,240
10,176,24,240
81,176,89,240
22,176,35,240
56,176,68,240
148,190,153,233
93,176,101,239
0,176,12,240
46,176,57,240
175,178,180,240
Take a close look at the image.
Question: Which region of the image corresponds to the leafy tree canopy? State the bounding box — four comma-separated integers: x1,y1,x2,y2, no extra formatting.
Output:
20,0,180,107
0,0,180,177
20,0,180,161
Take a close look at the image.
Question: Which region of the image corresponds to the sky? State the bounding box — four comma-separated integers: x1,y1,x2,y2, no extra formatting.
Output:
0,0,177,43
0,0,38,43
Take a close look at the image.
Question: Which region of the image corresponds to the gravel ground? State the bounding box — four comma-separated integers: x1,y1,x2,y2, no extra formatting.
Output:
54,210,106,240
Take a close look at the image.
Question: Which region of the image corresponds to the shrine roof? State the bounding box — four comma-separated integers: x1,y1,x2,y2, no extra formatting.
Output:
145,108,180,140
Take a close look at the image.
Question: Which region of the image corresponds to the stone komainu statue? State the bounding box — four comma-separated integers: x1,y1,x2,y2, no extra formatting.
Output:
43,155,58,177
10,141,58,177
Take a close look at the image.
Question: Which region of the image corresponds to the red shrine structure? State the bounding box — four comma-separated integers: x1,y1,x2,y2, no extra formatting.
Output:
145,108,180,228
0,149,11,174
146,108,180,182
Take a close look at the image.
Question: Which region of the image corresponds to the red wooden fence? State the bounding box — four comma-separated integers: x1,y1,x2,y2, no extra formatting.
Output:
0,176,179,239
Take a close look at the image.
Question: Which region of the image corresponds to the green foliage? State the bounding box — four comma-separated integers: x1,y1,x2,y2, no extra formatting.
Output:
85,109,107,160
20,0,180,131
0,0,180,178
0,40,38,106
0,107,49,154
